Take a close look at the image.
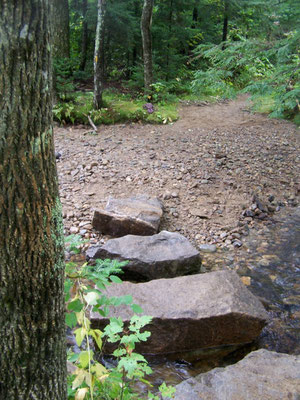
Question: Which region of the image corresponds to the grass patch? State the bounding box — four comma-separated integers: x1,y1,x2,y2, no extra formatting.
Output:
53,90,178,125
250,94,276,114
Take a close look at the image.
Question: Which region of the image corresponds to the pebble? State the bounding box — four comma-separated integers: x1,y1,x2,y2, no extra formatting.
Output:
199,244,217,253
70,226,79,234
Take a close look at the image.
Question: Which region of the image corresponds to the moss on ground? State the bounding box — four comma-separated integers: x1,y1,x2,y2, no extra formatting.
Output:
53,90,178,125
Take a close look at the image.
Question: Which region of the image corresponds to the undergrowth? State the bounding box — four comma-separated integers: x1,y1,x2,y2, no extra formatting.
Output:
53,90,178,126
65,236,175,400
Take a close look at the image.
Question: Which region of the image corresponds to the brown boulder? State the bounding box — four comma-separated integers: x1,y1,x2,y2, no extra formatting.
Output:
92,195,163,236
91,270,268,354
86,231,202,281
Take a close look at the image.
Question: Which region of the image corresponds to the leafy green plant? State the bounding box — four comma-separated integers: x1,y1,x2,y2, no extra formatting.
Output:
192,39,274,99
65,259,175,399
65,234,86,255
244,30,300,123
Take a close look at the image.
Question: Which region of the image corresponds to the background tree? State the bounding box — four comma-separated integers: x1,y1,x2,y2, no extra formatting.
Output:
94,0,107,109
53,0,70,58
141,0,154,91
0,1,67,399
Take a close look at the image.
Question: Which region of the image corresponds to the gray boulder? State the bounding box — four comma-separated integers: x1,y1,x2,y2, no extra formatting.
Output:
91,270,268,354
173,349,300,400
92,195,163,236
86,231,202,281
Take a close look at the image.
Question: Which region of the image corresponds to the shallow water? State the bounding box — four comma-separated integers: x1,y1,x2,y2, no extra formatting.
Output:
137,206,300,395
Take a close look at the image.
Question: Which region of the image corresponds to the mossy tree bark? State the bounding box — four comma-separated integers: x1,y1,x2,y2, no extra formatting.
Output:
52,0,70,58
0,1,67,399
94,0,106,110
141,0,154,92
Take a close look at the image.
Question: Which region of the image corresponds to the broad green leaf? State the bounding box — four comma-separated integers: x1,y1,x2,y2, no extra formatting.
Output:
74,327,86,347
110,275,123,284
68,352,80,362
89,329,103,350
90,362,108,378
68,298,83,313
113,348,126,357
66,312,77,328
131,303,143,314
79,350,93,369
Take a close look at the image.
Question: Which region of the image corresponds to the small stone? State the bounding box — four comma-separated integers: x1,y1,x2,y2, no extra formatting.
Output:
163,191,172,200
233,240,243,248
70,226,79,234
199,244,217,253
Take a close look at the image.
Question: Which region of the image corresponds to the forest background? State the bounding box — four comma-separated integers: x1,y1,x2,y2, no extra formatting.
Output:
53,0,300,127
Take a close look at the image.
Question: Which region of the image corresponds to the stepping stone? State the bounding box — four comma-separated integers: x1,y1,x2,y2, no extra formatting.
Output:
92,195,163,237
91,270,268,354
86,231,202,281
173,349,300,400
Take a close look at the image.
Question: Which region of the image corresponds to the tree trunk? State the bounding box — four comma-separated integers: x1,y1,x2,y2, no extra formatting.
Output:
80,0,88,71
141,0,154,91
94,0,106,110
222,0,229,49
52,0,70,58
0,1,67,399
166,0,174,82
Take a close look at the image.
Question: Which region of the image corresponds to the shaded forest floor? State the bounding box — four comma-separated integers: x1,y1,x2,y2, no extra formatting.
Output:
55,95,300,251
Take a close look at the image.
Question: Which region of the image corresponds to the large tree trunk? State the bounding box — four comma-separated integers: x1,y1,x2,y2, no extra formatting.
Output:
0,1,67,399
94,0,106,110
53,0,70,58
141,0,154,91
79,0,88,71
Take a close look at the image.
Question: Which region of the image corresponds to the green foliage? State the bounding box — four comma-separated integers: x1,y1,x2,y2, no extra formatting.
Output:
54,57,77,100
65,234,87,254
65,257,175,399
192,39,274,98
192,30,299,124
244,30,300,123
53,91,178,125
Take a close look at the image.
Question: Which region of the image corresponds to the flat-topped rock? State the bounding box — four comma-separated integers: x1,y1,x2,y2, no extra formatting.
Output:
92,195,163,237
91,270,268,354
173,349,300,400
86,231,202,281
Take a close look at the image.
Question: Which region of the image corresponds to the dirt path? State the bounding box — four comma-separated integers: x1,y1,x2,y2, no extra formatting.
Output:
55,95,299,250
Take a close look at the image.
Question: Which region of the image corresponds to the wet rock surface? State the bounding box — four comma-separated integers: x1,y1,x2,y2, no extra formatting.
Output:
91,270,268,354
173,349,300,400
86,231,201,281
92,195,163,236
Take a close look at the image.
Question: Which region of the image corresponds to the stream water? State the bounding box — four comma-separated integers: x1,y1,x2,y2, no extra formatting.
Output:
136,206,300,395
68,207,300,396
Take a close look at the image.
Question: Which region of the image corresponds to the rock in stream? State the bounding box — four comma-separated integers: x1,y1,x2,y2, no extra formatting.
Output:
86,230,202,281
91,270,268,354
